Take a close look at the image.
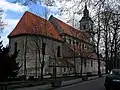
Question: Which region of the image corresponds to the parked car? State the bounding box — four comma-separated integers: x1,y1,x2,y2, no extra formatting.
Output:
104,69,120,90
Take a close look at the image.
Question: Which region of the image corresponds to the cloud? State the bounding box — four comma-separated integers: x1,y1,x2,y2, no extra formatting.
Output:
1,36,9,47
1,10,23,47
1,18,19,46
0,0,28,12
0,0,28,46
4,19,19,34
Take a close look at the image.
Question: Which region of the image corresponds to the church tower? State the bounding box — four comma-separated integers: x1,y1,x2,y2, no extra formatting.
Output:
79,4,93,33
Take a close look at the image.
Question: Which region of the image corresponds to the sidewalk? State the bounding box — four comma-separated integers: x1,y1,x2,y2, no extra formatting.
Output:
9,75,101,90
35,75,100,90
61,75,99,87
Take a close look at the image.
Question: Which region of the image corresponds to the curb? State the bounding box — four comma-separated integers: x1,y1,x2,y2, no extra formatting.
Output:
48,76,103,90
62,76,100,87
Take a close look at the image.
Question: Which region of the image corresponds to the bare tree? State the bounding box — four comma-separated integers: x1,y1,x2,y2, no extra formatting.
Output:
20,18,29,80
49,42,58,79
96,10,102,76
96,5,120,73
28,7,49,80
109,12,120,69
92,5,103,76
0,7,5,55
77,42,94,77
0,8,5,33
24,36,27,79
78,46,87,77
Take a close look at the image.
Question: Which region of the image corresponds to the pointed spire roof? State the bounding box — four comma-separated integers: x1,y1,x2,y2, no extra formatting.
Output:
79,4,93,23
83,4,89,17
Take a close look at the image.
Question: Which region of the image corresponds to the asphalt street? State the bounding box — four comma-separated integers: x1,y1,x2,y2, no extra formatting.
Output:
54,77,105,90
11,77,105,90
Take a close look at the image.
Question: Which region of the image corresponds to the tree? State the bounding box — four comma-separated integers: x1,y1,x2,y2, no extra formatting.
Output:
0,7,20,81
0,8,4,32
28,7,49,80
109,12,120,69
0,42,20,82
96,5,120,73
92,5,102,76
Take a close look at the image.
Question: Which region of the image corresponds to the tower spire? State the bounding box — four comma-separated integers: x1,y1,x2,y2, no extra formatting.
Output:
79,3,93,32
83,3,89,17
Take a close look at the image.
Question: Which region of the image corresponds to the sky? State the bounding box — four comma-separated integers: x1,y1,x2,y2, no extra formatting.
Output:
0,0,60,46
0,0,27,46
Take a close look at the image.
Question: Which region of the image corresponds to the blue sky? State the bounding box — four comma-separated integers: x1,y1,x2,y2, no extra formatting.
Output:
0,0,59,46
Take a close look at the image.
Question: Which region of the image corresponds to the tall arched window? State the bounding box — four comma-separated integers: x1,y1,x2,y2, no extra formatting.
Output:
73,40,75,45
83,25,86,29
42,42,46,55
14,42,17,52
57,46,60,57
91,60,93,67
82,43,84,50
76,42,79,46
84,59,86,67
69,39,71,44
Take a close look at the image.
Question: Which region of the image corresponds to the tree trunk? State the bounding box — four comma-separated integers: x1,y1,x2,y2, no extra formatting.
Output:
105,29,109,74
74,54,76,76
40,56,45,81
80,59,83,77
35,48,37,78
97,11,101,77
24,36,27,80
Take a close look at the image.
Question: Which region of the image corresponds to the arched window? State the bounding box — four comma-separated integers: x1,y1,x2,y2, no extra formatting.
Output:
84,60,86,67
14,42,17,52
82,43,84,50
85,45,87,49
83,25,86,29
91,60,93,67
42,42,46,55
76,42,79,46
57,46,60,57
64,68,66,72
79,42,81,47
69,39,71,44
73,40,75,45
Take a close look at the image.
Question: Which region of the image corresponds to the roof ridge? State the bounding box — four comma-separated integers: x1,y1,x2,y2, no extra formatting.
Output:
8,11,48,37
25,11,48,22
51,15,81,32
8,11,63,41
50,15,90,39
8,11,27,38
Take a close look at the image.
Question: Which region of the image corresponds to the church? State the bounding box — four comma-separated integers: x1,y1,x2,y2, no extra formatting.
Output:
8,5,105,78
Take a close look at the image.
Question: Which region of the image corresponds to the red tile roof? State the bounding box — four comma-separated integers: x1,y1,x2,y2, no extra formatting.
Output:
50,16,90,42
8,11,62,41
49,16,97,59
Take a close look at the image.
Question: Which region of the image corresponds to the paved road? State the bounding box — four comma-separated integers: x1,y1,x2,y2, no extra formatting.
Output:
54,77,105,90
11,77,105,90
